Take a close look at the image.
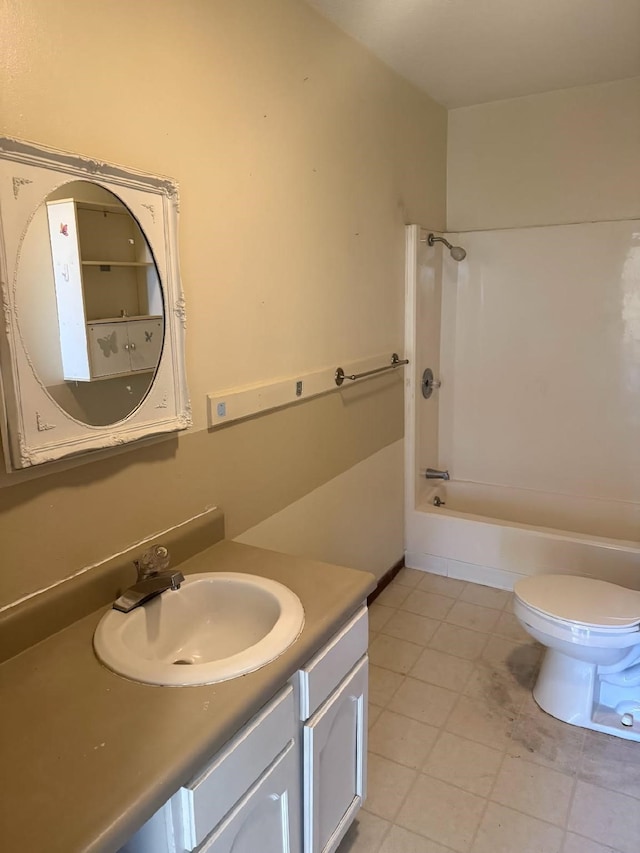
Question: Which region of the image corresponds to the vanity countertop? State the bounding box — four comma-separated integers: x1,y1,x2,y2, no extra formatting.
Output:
0,540,375,853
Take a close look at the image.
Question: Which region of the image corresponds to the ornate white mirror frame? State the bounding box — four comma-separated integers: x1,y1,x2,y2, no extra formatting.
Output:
0,137,191,472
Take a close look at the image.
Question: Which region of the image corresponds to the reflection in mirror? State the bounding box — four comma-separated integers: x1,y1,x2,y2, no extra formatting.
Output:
17,181,164,426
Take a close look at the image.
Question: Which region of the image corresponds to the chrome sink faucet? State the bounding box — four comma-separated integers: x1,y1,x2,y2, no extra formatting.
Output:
113,544,185,613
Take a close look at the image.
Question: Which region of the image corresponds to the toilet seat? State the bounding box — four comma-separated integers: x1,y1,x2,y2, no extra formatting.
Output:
514,599,640,651
514,575,640,632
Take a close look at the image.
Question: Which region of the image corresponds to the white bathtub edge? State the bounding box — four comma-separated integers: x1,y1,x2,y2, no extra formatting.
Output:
406,507,640,591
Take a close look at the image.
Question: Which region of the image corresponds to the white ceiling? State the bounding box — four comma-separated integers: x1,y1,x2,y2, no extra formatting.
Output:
305,0,640,108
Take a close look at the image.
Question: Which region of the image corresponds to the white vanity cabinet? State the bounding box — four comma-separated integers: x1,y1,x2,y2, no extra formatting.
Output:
46,196,163,382
121,607,368,853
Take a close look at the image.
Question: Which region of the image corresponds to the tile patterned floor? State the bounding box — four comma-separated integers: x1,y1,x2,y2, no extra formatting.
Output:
337,569,640,853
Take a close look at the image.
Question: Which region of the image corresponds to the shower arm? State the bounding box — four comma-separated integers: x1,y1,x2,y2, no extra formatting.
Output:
427,234,454,251
423,232,467,261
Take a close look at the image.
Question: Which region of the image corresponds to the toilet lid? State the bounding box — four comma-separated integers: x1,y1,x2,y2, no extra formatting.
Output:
514,575,640,630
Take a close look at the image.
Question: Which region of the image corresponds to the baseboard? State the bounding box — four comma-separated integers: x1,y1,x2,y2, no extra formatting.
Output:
368,557,405,605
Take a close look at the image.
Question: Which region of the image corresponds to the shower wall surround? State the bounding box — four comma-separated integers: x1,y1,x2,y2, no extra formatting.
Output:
438,220,640,512
406,221,639,589
406,81,640,585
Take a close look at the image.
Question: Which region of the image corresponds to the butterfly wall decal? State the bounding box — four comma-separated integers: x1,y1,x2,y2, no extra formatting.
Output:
97,330,117,357
145,331,153,343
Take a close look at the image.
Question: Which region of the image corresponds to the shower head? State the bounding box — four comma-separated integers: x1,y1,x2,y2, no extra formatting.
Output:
427,233,467,261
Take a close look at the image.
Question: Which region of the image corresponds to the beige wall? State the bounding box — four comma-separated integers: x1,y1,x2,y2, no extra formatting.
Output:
238,440,404,581
447,77,640,231
0,0,447,609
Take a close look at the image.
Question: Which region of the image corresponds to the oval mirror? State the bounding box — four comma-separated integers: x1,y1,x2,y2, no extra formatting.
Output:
0,136,190,473
16,180,164,426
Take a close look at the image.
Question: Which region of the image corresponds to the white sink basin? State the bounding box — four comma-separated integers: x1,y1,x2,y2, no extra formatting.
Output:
93,572,305,686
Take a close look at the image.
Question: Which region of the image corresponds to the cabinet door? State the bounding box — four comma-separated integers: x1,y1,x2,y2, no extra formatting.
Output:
199,740,301,853
126,318,163,371
303,656,368,853
87,322,133,377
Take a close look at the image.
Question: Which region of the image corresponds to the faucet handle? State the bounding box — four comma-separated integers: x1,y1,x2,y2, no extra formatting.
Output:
135,544,170,579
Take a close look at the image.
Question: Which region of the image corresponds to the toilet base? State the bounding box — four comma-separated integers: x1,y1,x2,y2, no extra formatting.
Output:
533,648,640,743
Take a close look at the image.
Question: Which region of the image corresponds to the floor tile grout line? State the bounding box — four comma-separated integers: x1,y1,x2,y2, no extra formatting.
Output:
370,741,584,850
442,621,552,849
371,663,466,701
380,617,508,661
415,736,506,798
371,644,533,701
463,678,578,850
365,721,465,851
366,807,392,853
459,697,515,853
486,742,581,832
560,772,578,836
570,730,640,804
565,828,625,853
369,693,457,733
393,576,517,615
397,719,508,853
384,621,521,648
391,572,514,601
470,718,580,850
562,723,588,843
365,642,472,847
361,762,585,847
372,623,502,662
361,757,419,833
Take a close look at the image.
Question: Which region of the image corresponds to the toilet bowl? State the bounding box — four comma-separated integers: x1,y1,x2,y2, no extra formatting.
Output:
514,575,640,742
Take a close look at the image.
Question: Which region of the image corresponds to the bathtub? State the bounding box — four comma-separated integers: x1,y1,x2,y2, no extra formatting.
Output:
405,480,640,591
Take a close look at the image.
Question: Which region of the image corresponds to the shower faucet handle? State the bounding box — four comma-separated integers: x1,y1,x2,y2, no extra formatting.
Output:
422,368,441,399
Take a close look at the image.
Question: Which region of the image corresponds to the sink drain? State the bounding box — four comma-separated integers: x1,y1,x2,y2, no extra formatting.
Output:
173,658,194,665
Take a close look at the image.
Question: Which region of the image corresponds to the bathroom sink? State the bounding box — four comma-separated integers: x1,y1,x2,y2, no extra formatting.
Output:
93,572,305,686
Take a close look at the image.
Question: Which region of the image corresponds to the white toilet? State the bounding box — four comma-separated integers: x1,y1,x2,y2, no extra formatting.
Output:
514,574,640,742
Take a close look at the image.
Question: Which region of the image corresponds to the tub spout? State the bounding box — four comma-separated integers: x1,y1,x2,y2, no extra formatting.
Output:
426,468,450,480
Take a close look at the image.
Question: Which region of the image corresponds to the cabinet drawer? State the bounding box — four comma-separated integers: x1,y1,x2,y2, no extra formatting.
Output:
298,606,368,720
198,740,301,853
179,686,295,850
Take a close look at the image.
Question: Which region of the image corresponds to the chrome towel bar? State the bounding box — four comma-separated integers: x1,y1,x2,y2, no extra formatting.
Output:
335,353,409,387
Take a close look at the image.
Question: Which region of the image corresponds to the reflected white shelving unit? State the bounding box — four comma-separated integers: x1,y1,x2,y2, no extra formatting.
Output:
46,197,163,382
